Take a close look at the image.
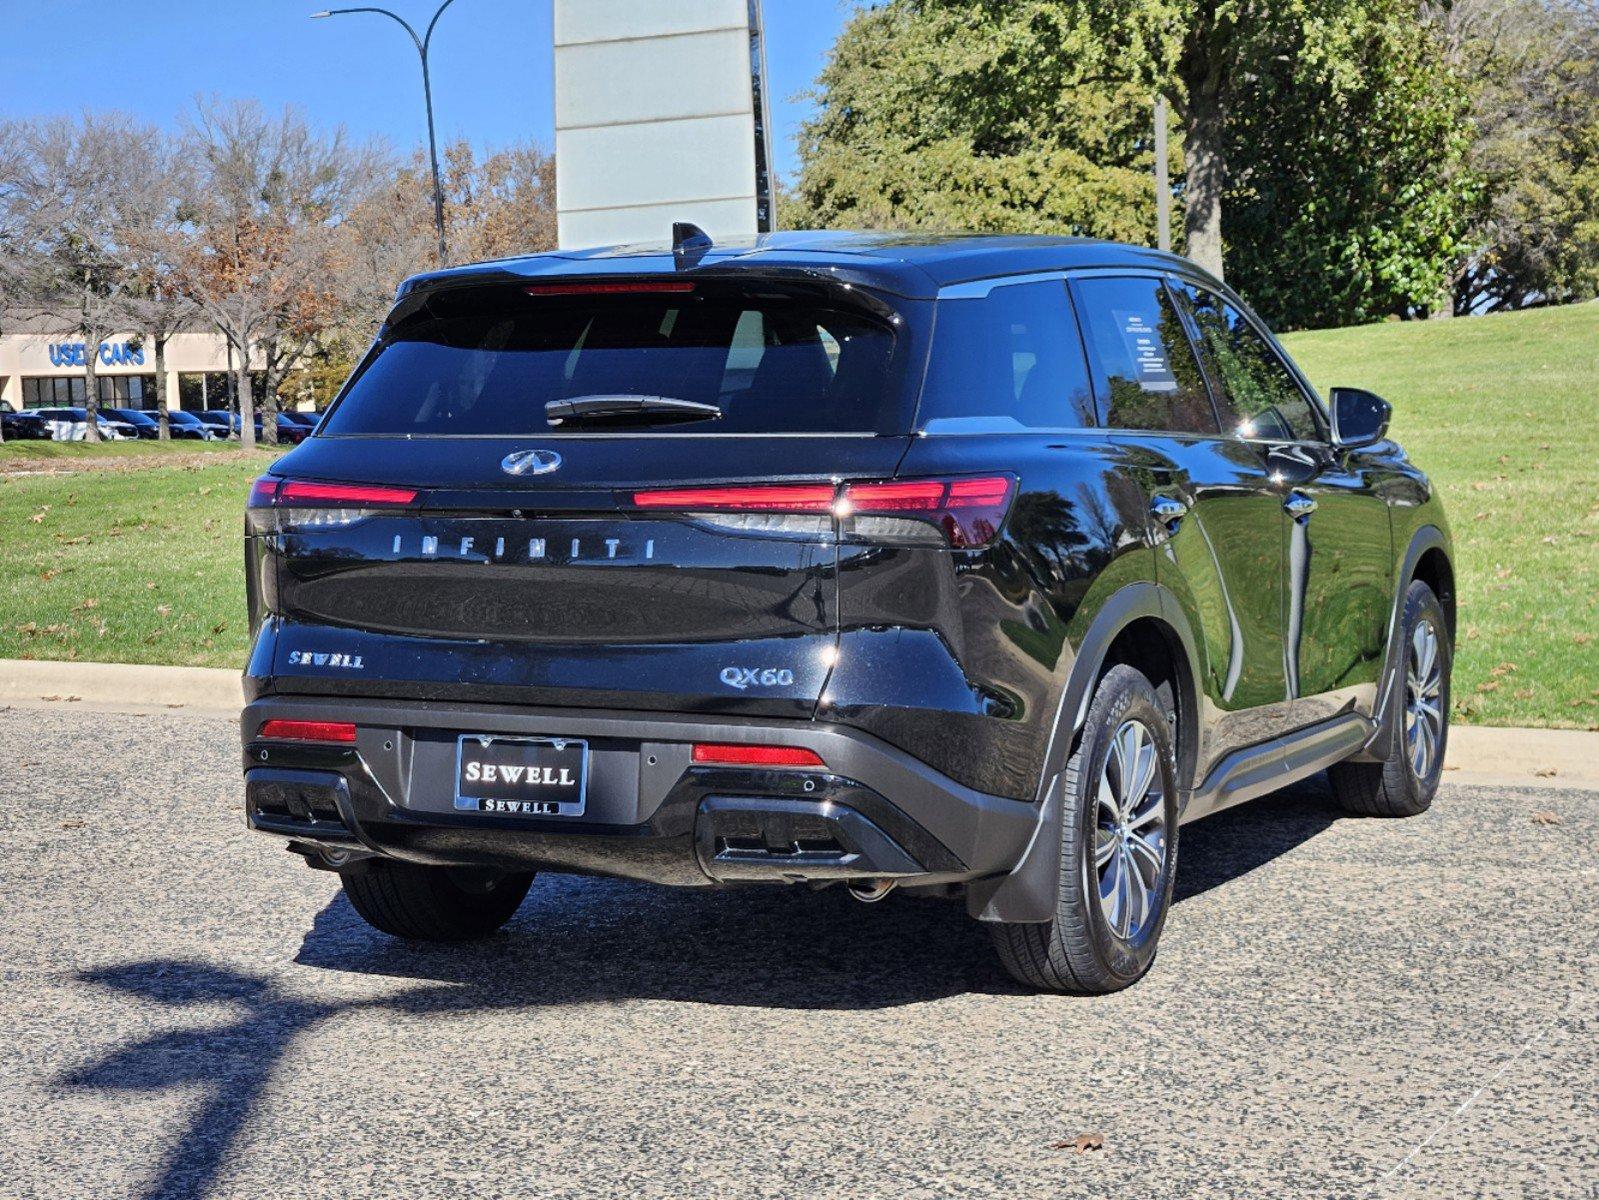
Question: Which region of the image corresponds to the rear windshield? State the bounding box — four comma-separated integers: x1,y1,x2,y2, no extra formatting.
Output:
321,282,901,436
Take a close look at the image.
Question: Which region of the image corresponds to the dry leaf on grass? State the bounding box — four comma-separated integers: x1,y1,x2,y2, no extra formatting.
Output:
1050,1133,1106,1154
60,820,86,830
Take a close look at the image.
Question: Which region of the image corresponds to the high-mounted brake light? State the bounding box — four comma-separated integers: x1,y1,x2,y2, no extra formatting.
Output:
632,484,837,512
691,743,825,768
524,280,696,296
258,719,357,743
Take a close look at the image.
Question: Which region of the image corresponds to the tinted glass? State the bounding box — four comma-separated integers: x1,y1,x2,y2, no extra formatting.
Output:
1073,277,1217,435
322,283,899,436
1178,285,1322,441
918,280,1093,430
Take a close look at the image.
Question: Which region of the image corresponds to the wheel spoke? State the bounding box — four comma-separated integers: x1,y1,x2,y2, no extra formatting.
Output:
1129,799,1163,830
1123,844,1149,935
1127,830,1164,876
1097,772,1120,824
1095,827,1118,868
1100,852,1123,932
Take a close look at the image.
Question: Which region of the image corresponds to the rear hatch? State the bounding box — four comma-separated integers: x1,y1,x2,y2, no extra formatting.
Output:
248,275,922,718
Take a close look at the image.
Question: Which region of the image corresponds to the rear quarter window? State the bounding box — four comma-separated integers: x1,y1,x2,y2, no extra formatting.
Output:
918,279,1094,432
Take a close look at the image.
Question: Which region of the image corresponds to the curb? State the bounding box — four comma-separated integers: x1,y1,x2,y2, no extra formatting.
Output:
0,658,243,713
2,657,1596,790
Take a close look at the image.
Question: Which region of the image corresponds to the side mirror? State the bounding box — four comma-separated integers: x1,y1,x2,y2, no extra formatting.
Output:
1330,387,1391,449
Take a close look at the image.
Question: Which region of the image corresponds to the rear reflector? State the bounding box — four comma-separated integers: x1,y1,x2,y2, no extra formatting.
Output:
258,719,358,744
633,484,837,512
524,280,696,296
691,743,825,768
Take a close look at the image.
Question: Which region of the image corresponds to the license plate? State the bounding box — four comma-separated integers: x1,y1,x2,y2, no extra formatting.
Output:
454,735,588,817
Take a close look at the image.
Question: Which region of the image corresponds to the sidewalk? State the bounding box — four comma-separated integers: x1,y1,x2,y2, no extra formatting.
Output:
2,657,1595,790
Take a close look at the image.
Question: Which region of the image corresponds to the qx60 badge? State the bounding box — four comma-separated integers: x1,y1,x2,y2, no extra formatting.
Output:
501,448,562,477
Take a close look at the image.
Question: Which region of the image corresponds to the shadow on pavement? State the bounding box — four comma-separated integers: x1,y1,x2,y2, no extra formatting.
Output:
56,778,1341,1200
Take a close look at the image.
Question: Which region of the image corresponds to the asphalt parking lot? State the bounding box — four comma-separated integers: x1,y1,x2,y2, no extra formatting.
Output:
1,703,1594,1200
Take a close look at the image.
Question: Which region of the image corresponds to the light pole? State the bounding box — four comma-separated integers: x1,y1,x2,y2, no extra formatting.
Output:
312,2,457,266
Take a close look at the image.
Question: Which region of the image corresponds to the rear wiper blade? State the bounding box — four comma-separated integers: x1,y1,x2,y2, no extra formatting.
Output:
544,394,722,425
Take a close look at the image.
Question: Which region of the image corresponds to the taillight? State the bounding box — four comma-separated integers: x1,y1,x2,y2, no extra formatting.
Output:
632,484,836,512
841,475,1014,548
247,476,417,531
257,719,357,743
691,743,825,768
629,476,1015,548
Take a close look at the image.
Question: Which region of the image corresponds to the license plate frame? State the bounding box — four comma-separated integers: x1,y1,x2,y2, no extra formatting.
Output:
453,734,589,817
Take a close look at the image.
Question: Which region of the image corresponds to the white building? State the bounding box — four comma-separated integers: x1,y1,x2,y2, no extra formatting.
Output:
1,320,263,412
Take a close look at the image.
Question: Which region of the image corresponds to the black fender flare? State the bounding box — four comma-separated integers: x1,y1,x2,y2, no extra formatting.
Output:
966,581,1203,924
1354,523,1452,762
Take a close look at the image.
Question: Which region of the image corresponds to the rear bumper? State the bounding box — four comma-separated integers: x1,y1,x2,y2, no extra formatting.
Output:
240,696,1037,889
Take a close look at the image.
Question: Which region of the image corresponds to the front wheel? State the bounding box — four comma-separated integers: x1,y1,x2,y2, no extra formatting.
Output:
1328,580,1450,818
340,860,534,941
990,665,1180,994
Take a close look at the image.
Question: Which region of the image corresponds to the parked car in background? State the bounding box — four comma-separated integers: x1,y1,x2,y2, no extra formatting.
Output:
99,409,162,439
161,410,222,440
283,410,321,430
199,410,241,436
2,408,51,440
240,231,1455,995
198,409,311,443
28,408,138,441
264,413,311,444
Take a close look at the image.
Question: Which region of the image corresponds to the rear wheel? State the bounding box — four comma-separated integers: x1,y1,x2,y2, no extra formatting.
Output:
1329,580,1450,817
990,665,1179,994
340,860,534,941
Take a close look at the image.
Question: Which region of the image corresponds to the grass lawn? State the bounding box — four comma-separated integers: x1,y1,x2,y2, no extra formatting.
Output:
1283,301,1599,730
0,442,280,669
2,302,1596,728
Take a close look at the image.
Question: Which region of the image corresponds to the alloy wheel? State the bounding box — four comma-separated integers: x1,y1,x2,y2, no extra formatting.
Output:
1093,719,1169,942
1404,619,1445,779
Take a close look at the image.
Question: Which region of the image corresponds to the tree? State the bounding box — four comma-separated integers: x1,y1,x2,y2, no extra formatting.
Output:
122,137,195,440
796,0,1476,328
1434,0,1599,312
1216,3,1477,326
174,100,378,448
793,2,1171,243
4,114,165,440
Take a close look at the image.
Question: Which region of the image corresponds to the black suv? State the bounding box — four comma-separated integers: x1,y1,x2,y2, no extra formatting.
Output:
241,232,1454,993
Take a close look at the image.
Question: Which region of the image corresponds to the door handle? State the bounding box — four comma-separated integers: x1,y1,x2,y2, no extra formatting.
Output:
1284,491,1317,520
1150,494,1189,534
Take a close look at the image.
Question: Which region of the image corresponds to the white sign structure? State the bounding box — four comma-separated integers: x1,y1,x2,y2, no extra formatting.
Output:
553,0,774,249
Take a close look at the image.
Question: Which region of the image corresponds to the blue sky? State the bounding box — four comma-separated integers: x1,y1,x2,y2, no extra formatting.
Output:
0,1,856,182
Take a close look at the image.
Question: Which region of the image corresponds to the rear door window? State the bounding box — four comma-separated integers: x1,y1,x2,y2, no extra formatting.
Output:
320,282,901,436
917,279,1094,431
1070,276,1218,436
1175,284,1325,442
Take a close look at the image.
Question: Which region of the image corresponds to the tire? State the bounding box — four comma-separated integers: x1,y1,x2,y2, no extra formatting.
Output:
1328,580,1450,818
340,860,534,941
990,665,1180,994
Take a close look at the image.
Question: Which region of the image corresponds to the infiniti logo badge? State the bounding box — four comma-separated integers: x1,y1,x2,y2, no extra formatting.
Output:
501,448,562,477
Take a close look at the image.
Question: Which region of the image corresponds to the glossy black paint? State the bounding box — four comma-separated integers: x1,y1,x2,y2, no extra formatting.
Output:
242,231,1452,905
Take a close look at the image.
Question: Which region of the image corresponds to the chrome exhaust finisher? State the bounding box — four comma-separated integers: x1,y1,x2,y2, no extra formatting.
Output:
847,880,897,903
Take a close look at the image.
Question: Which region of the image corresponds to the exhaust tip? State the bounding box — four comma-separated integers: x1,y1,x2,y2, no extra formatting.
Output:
847,879,897,904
